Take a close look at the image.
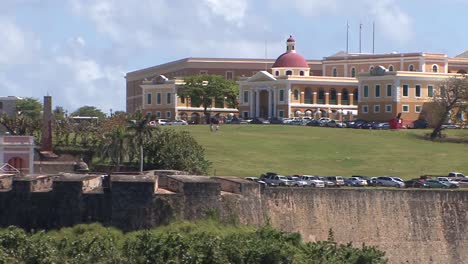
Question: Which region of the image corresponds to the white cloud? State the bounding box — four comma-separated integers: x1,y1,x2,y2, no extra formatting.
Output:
202,0,248,26
0,17,40,66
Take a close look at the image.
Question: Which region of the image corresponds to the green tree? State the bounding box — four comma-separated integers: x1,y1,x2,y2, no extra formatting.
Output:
179,75,238,123
99,126,131,169
128,110,153,172
71,106,106,119
144,128,211,174
430,75,468,139
16,97,42,120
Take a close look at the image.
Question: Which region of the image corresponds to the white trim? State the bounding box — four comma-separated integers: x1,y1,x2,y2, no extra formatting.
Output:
386,83,392,97
431,64,439,73
287,84,292,117
402,104,410,113
402,84,409,97
176,107,239,112
415,105,422,113
385,104,392,113
408,64,415,71
394,78,400,102
362,105,369,114
289,103,357,109
373,104,381,113
415,84,422,98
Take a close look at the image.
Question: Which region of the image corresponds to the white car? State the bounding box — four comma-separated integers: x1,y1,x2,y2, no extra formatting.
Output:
346,177,368,186
301,175,325,188
167,120,188,125
438,177,460,186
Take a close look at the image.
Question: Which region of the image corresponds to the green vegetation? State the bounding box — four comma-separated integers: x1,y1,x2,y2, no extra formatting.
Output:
170,125,468,179
0,221,387,263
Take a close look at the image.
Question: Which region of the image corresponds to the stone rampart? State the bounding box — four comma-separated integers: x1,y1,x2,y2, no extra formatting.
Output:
0,173,467,263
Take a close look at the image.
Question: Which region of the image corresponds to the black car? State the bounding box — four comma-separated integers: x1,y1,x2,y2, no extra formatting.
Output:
306,120,323,126
404,180,428,188
353,120,368,129
251,117,270,124
413,119,428,129
269,117,284,124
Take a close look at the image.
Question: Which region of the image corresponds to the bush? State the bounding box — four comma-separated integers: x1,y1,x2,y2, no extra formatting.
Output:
144,128,211,174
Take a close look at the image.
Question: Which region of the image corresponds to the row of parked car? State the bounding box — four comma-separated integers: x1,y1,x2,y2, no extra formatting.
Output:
246,172,467,189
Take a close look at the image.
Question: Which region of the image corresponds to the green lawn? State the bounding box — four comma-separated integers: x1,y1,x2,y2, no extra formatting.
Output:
170,125,468,180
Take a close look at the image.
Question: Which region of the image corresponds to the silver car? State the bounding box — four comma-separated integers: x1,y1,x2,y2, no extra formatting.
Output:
376,176,404,188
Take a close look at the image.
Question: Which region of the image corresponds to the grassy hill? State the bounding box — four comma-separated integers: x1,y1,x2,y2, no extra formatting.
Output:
171,125,468,180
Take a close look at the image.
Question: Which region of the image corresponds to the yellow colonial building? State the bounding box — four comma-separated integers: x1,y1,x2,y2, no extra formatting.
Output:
238,36,359,120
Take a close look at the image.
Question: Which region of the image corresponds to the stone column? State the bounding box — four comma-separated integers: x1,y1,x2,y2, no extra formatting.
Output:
272,89,277,117
337,93,342,105
300,91,305,104
349,93,354,105
211,98,216,108
325,92,330,105
223,97,227,109
255,91,260,117
313,92,317,104
41,96,53,152
267,89,272,118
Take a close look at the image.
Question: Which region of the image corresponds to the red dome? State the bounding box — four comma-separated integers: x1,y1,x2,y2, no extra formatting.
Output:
287,36,295,42
272,52,309,68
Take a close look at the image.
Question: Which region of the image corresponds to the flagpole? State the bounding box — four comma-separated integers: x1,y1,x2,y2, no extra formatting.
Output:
359,23,362,53
346,21,349,53
372,22,375,54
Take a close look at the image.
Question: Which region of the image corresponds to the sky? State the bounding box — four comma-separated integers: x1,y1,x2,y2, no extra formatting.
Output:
1,0,468,114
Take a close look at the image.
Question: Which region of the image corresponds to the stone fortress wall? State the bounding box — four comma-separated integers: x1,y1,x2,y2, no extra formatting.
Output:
0,171,467,264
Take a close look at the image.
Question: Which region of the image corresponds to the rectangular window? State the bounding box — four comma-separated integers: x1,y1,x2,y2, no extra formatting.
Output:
375,85,381,97
385,104,392,113
386,84,392,97
157,93,162,104
415,85,421,97
362,105,369,113
403,85,409,97
402,105,409,112
415,105,422,113
428,85,434,97
243,112,249,118
243,91,249,103
440,85,446,95
156,111,161,117
226,71,233,80
166,93,171,104
166,111,171,118
199,70,208,75
146,93,152,104
279,90,284,102
374,105,380,113
364,85,369,98
180,96,185,104
279,110,284,118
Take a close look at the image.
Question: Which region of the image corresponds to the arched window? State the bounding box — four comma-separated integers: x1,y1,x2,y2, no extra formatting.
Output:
330,89,337,104
388,65,394,71
294,90,299,100
318,88,325,104
353,88,358,104
351,67,356,77
432,64,438,73
286,70,292,76
300,71,304,76
332,68,337,77
369,66,375,74
342,89,349,105
409,64,414,71
275,70,279,76
304,88,312,104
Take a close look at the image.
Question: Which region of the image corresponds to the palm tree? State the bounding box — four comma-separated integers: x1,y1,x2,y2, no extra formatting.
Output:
128,111,153,171
100,126,131,169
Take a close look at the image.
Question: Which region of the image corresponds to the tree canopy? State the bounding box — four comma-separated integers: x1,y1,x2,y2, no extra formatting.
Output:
16,97,42,120
71,106,106,119
430,75,468,139
178,75,238,122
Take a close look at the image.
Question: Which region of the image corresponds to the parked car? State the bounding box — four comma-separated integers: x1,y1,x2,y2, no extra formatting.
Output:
404,180,429,188
456,178,468,188
289,118,306,125
269,117,284,124
155,119,170,125
344,177,368,186
375,176,405,188
245,177,267,186
300,175,325,188
352,175,373,185
167,119,188,125
437,177,460,187
354,120,368,129
448,172,465,178
251,117,270,124
413,119,428,129
326,120,347,128
318,176,335,187
425,180,453,188
441,124,460,129
373,122,390,129
326,176,345,187
306,119,325,127
285,176,308,187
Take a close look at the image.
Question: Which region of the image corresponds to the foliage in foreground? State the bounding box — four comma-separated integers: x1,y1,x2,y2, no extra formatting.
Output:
0,221,387,264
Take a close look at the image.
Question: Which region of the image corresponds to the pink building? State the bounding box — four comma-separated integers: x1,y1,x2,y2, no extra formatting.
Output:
0,136,35,175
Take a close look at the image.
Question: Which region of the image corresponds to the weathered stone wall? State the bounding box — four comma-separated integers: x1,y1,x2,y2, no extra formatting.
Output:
0,174,468,263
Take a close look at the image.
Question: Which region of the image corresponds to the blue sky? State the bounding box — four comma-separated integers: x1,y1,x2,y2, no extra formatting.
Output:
1,0,467,113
